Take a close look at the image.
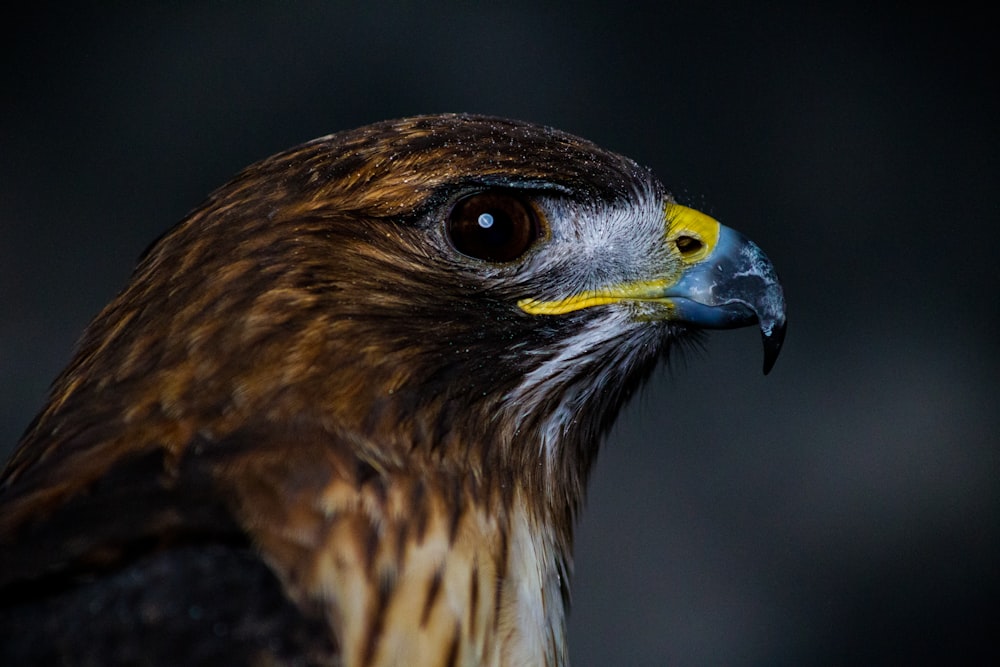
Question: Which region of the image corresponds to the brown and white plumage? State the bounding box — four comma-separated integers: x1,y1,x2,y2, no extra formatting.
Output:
0,114,785,665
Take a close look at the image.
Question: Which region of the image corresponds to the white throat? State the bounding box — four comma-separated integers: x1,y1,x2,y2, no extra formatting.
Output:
499,495,569,666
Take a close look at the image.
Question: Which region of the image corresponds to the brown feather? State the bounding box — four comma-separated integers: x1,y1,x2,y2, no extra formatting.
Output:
0,113,778,666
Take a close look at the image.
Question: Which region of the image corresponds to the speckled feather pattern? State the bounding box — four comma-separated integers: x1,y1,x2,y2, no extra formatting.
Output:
1,114,695,666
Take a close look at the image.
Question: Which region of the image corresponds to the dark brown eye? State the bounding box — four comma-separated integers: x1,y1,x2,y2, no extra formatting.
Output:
447,191,540,262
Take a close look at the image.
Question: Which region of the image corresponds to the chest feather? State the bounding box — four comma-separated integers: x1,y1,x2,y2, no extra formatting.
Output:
303,486,568,667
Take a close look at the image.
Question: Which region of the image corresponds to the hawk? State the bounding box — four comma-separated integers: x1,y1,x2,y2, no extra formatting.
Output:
0,114,785,666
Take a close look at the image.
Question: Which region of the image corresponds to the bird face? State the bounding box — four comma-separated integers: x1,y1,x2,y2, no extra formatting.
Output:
412,174,784,481
0,114,786,667
276,121,786,483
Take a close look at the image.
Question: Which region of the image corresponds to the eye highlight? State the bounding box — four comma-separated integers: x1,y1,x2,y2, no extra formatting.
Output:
447,191,541,262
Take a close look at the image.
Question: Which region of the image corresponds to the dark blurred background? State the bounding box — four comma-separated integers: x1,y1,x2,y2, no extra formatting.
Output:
2,3,997,664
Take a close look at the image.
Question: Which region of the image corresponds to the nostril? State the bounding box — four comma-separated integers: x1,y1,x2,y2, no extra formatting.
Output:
675,235,703,254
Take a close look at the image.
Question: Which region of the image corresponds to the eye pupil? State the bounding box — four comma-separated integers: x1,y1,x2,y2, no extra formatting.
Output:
447,191,540,262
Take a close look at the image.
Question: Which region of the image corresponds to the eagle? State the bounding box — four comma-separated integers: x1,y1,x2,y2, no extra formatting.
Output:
0,114,785,666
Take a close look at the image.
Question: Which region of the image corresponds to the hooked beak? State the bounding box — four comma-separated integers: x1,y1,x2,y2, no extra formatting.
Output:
659,204,787,374
518,203,787,374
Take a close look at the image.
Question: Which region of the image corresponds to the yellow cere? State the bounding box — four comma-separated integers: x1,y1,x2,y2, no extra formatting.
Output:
517,203,722,317
664,202,720,265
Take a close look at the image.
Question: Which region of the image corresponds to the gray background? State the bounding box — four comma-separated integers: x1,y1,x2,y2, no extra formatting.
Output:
2,3,997,664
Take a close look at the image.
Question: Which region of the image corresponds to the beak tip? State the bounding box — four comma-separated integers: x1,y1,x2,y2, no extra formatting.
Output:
760,319,787,375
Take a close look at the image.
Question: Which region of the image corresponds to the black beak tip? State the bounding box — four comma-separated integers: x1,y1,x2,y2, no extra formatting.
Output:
761,319,787,375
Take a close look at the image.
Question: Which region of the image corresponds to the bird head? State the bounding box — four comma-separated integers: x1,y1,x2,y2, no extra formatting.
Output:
7,113,785,527
0,116,787,666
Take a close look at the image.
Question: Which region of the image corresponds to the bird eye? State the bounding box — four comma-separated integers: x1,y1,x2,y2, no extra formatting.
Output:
447,192,541,262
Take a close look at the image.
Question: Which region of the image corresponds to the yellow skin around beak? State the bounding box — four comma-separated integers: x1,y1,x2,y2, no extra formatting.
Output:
518,203,787,374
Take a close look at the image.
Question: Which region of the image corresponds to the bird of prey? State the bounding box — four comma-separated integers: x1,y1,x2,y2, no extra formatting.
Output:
0,114,785,666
